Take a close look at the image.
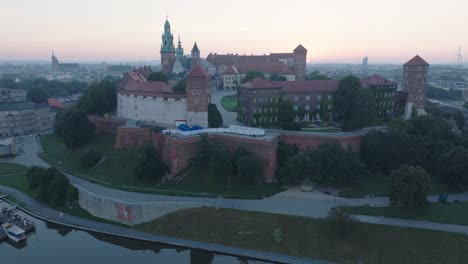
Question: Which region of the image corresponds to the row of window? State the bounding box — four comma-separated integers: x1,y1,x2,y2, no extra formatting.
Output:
293,95,332,101
377,92,395,98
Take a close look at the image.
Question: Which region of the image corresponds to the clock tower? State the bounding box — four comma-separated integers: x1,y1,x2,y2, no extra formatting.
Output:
160,18,176,75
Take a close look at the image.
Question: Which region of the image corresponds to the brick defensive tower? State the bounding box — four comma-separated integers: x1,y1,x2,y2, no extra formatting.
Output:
293,44,307,81
403,55,429,119
186,66,211,127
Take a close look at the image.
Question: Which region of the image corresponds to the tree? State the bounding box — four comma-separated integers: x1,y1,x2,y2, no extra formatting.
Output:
389,165,431,209
279,152,308,184
307,70,330,80
77,81,116,114
242,71,265,83
173,79,186,92
437,147,468,191
464,102,468,110
147,71,168,83
80,149,102,168
307,142,368,186
268,73,287,81
55,108,96,150
208,104,223,128
235,153,262,185
453,110,465,131
26,166,46,189
134,145,167,184
27,87,48,103
334,75,375,131
277,98,299,130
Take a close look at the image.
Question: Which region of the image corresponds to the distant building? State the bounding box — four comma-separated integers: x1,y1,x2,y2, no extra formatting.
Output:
362,57,369,77
0,88,27,103
106,65,133,74
403,55,429,119
0,101,55,137
47,94,81,109
361,74,397,118
238,78,338,126
51,51,80,71
207,44,307,85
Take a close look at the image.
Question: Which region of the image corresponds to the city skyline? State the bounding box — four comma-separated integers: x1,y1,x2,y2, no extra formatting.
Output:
1,0,467,64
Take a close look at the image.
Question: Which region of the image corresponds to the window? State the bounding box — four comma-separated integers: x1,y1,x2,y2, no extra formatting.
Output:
294,96,299,101
305,105,310,111
327,95,332,100
328,104,332,110
294,106,298,111
316,95,321,100
316,105,321,110
194,98,199,104
192,90,195,95
197,89,201,95
305,96,310,101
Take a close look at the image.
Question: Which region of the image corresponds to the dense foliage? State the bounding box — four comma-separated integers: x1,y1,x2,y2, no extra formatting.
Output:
134,145,168,184
26,87,49,103
278,141,368,187
80,149,102,168
0,78,87,97
268,73,287,81
307,70,331,80
242,71,265,83
208,103,223,128
277,98,300,130
54,108,96,150
26,166,78,208
77,81,116,114
426,85,463,101
361,116,460,175
147,72,168,83
173,80,186,92
334,75,375,131
389,165,431,209
192,135,263,187
437,147,468,191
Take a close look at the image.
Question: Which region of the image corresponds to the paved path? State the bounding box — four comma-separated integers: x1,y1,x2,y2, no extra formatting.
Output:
0,185,331,264
211,89,241,126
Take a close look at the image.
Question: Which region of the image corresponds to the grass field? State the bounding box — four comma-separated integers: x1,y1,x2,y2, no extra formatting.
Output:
220,95,238,112
135,207,468,264
39,134,284,199
339,174,450,198
342,202,468,226
0,162,29,175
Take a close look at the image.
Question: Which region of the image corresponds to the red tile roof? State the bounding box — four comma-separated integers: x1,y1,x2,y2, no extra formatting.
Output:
187,65,209,79
361,74,397,87
236,62,292,75
239,78,282,89
270,53,294,60
404,55,429,66
294,44,307,53
282,80,339,93
122,80,172,93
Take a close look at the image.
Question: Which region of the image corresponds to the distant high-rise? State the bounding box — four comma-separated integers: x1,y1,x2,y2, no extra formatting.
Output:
403,55,429,119
51,50,59,71
362,57,369,77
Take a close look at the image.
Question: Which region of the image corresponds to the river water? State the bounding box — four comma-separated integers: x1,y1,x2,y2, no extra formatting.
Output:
0,208,271,264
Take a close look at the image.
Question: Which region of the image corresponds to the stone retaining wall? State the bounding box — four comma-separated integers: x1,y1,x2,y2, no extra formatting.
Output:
76,185,202,225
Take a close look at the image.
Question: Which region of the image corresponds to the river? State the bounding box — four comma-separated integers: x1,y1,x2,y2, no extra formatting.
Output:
0,207,271,264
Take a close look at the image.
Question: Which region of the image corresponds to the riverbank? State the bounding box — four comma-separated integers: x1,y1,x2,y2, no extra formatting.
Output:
0,185,321,264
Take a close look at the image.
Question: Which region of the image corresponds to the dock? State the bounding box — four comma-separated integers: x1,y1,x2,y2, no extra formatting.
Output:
0,206,36,244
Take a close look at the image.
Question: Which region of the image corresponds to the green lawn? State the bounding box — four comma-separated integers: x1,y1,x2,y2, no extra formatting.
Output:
339,174,450,198
342,202,468,226
0,162,29,175
135,207,468,264
220,95,238,112
39,134,284,199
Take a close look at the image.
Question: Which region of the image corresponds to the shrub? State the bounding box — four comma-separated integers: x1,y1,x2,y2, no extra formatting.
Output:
80,149,102,168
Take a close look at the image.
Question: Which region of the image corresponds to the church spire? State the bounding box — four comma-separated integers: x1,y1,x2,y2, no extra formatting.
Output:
176,35,184,58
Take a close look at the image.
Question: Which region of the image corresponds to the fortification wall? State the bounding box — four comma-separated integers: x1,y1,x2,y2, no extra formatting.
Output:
88,115,125,134
115,127,153,149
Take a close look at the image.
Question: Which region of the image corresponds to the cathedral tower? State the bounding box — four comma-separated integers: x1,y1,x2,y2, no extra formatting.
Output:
190,42,200,70
176,36,184,59
160,18,176,75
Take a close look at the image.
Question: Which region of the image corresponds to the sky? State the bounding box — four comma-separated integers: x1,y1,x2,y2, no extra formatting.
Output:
0,0,467,64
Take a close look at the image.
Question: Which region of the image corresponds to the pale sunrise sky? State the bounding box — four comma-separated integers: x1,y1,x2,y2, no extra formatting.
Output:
0,0,467,64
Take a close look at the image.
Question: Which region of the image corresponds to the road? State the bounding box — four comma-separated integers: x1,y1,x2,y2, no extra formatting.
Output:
0,185,326,264
211,89,241,126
